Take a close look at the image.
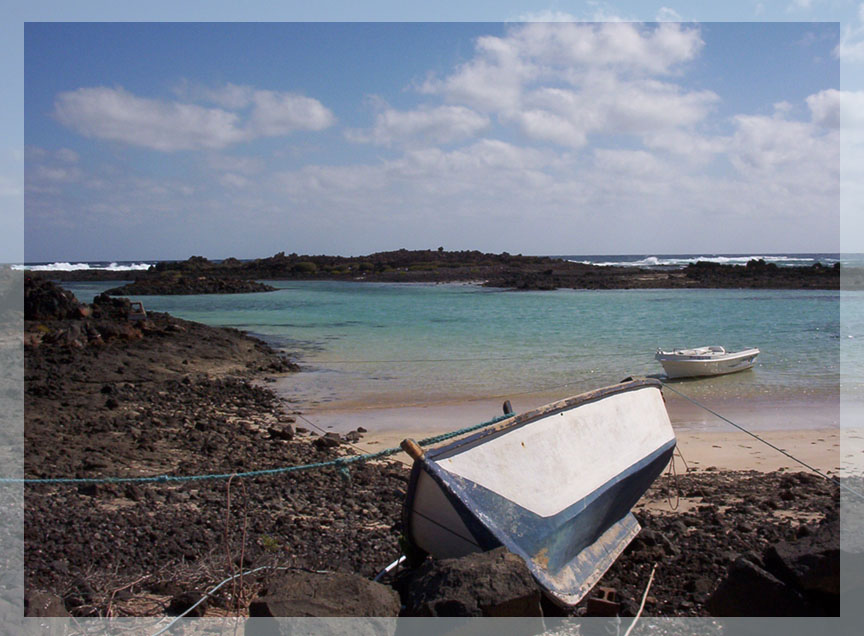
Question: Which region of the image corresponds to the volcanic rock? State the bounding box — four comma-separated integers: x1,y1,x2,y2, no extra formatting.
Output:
249,570,400,617
24,590,69,617
399,547,543,618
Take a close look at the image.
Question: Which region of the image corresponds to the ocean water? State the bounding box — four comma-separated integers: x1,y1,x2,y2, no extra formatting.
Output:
60,279,859,427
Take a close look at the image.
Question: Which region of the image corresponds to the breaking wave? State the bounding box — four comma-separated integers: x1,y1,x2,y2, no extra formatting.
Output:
13,261,154,272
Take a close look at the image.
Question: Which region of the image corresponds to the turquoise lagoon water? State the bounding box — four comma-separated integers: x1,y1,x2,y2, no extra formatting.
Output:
62,281,859,427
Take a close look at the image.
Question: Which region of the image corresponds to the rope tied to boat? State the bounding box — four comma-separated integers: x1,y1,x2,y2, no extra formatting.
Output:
659,380,864,502
0,413,513,486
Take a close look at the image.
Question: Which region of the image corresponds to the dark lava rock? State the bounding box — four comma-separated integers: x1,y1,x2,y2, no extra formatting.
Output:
167,591,208,617
764,517,839,596
313,433,343,449
706,557,807,616
249,570,400,617
708,514,840,616
105,276,277,296
24,277,84,321
268,424,295,441
24,590,70,617
399,547,542,618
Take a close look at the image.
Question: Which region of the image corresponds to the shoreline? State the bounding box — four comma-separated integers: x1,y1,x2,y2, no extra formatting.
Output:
294,391,859,475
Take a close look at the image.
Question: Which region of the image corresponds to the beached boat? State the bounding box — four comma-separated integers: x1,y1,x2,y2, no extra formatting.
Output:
399,378,676,607
655,345,759,379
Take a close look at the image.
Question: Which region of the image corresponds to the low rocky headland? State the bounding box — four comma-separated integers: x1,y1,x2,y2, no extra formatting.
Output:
39,249,847,291
15,279,849,622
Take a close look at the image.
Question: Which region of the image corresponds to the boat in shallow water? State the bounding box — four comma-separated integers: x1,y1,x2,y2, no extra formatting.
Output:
655,345,760,379
400,378,676,607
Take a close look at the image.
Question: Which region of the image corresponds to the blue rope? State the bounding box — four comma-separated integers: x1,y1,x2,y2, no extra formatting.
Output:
0,413,512,486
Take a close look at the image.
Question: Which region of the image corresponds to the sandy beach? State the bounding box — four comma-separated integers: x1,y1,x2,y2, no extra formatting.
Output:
296,391,858,476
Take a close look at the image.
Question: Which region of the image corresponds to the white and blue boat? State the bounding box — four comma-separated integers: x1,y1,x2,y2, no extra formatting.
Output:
400,378,676,607
655,345,760,379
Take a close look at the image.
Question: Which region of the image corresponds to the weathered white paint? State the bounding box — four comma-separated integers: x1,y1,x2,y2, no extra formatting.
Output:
436,386,674,517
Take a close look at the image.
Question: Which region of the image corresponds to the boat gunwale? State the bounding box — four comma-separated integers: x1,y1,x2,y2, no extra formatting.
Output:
655,347,760,363
424,377,664,462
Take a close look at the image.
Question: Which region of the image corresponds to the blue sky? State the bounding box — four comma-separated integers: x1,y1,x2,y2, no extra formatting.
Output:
7,2,864,262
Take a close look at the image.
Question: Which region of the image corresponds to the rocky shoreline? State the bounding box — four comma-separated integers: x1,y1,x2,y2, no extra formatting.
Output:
104,276,277,296
19,279,844,620
38,249,846,291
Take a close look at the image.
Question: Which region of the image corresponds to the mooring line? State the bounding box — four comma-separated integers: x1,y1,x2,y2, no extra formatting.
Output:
660,381,864,502
0,413,512,486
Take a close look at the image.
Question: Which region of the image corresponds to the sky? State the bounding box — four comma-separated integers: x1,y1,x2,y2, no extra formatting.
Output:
7,2,864,262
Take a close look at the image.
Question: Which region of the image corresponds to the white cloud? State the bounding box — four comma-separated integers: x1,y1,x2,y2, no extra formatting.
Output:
0,174,22,198
207,154,265,175
835,3,864,61
509,107,591,148
419,22,712,150
730,114,832,171
54,87,247,151
25,146,84,194
185,82,256,110
54,85,335,152
592,148,669,177
642,129,728,163
55,148,79,163
346,105,489,147
248,90,335,137
505,21,703,76
656,7,683,22
219,173,251,189
807,89,864,129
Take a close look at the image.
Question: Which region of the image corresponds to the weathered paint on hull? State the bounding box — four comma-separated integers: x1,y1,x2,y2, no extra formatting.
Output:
402,379,676,607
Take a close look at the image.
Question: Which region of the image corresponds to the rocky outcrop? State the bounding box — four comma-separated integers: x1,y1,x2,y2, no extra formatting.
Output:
683,259,840,289
105,275,277,296
24,276,85,321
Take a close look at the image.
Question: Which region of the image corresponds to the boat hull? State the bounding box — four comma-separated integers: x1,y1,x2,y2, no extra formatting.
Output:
401,379,676,606
656,348,759,379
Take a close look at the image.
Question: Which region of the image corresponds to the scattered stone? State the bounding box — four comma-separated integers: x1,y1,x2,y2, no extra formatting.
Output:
313,433,343,449
268,424,295,441
399,547,543,618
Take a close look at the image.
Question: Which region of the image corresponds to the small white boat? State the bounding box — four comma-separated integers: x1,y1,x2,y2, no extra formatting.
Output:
655,345,759,379
400,378,676,607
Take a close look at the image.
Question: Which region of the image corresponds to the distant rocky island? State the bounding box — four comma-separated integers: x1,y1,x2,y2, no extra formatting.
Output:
36,249,846,291
104,276,277,296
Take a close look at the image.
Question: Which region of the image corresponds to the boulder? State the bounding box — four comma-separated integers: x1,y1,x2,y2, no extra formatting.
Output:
763,517,839,597
249,570,400,618
706,557,810,616
268,424,295,441
24,590,70,617
313,433,343,449
400,547,543,618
